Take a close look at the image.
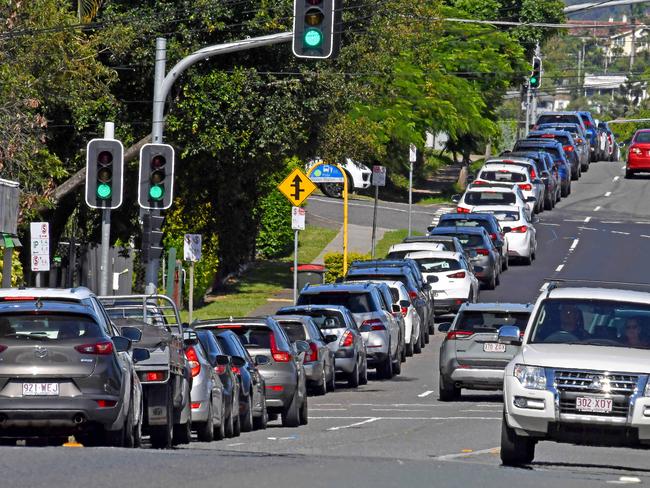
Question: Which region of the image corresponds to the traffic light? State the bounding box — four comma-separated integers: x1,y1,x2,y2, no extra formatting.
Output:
142,213,164,263
529,57,542,89
138,143,175,210
292,0,341,59
85,138,124,209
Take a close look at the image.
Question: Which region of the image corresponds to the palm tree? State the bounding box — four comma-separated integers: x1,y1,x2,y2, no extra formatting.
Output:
77,0,102,23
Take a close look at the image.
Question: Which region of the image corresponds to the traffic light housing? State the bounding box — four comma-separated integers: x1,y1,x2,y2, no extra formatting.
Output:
142,212,164,263
292,0,341,59
529,57,542,89
138,143,175,210
85,138,124,209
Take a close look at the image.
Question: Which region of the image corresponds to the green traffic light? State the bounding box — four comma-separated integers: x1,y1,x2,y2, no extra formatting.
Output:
530,76,537,84
149,185,164,201
304,28,323,48
97,183,112,200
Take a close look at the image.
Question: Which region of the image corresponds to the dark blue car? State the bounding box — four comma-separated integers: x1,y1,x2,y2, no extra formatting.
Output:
512,139,572,197
577,111,601,162
527,130,580,180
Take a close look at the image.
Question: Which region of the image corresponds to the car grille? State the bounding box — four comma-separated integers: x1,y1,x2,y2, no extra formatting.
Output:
554,369,640,417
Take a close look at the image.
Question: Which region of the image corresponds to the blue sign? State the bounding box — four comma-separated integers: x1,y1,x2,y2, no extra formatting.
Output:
310,164,344,183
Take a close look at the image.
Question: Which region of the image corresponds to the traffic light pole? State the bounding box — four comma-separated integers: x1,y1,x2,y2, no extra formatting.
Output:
99,122,114,296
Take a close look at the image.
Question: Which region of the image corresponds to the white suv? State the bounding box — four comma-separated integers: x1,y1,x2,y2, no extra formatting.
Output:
306,158,371,198
499,285,650,466
453,183,535,220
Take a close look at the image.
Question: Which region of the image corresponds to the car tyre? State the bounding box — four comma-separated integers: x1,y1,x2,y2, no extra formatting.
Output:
500,415,535,466
413,333,422,354
281,389,301,428
253,397,268,430
359,359,368,385
439,374,461,401
232,402,241,437
299,395,309,426
150,386,174,449
405,341,414,357
327,365,336,392
215,399,226,440
502,253,509,271
320,182,343,198
347,358,360,388
173,415,192,446
240,393,254,433
376,351,394,380
224,399,235,438
625,168,634,179
315,365,328,396
196,399,215,442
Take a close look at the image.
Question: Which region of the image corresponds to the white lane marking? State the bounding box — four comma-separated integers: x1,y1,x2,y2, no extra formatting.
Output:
641,235,650,239
584,216,592,223
607,476,642,485
227,443,245,447
555,264,565,272
327,417,380,431
570,238,579,250
563,219,585,223
621,165,626,169
311,416,501,421
538,222,560,226
611,231,630,235
437,446,500,461
310,408,348,411
577,226,597,231
418,390,434,398
595,206,602,211
605,191,612,197
613,176,620,182
602,221,622,224
312,403,343,406
371,408,433,412
634,222,650,225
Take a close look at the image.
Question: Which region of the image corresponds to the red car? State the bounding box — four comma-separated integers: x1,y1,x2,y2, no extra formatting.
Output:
626,129,650,178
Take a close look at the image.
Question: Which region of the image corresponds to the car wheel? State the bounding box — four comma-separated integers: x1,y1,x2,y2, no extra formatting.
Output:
299,395,309,426
484,274,496,290
500,415,536,466
240,393,254,433
405,341,414,357
196,398,215,442
413,333,422,354
327,364,337,392
502,253,509,271
359,359,368,385
424,327,430,344
315,365,328,396
224,400,235,438
150,386,174,449
123,401,136,448
232,402,241,437
582,161,589,172
439,373,461,401
495,271,500,286
215,399,226,440
281,389,301,428
347,358,360,388
393,342,402,376
376,350,394,380
522,251,533,265
253,397,268,431
544,195,553,211
320,182,343,198
172,414,192,446
561,183,568,198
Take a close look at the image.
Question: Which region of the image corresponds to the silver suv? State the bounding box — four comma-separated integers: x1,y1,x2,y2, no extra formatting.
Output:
438,302,532,401
297,283,402,379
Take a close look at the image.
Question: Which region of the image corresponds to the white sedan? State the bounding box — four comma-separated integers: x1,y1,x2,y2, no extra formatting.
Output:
404,251,479,316
474,205,537,264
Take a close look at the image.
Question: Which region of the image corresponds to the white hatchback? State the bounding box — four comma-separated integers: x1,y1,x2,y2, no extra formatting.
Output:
453,183,534,220
476,163,543,215
404,251,479,316
387,242,445,259
473,205,537,264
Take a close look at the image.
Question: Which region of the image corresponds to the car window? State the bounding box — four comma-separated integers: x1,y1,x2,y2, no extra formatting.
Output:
465,191,516,206
277,321,307,342
305,311,346,329
537,115,581,126
479,170,526,183
454,310,530,333
416,258,462,272
388,287,400,303
440,218,491,232
635,132,650,143
480,210,519,222
297,292,376,314
0,313,104,340
435,233,483,248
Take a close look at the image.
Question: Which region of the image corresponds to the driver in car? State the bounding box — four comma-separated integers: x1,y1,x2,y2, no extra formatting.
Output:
556,304,588,340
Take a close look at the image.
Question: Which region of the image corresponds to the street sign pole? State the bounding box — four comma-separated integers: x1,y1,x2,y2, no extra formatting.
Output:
370,165,386,258
99,122,115,296
291,206,306,304
408,145,417,237
188,262,194,324
184,234,202,324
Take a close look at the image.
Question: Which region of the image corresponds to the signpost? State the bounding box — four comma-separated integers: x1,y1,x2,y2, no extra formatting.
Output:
183,234,202,324
371,166,386,258
30,222,50,286
291,206,306,303
0,178,20,288
408,145,417,237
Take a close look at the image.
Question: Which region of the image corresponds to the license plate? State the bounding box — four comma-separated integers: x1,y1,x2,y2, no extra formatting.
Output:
483,343,506,353
22,383,59,396
576,396,612,413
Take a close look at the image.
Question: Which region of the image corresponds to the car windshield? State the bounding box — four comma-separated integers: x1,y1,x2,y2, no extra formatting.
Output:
289,311,346,329
529,298,650,349
434,233,483,248
439,219,490,232
537,115,580,125
455,310,531,333
480,210,519,222
479,170,526,183
277,321,307,341
415,258,461,272
298,292,375,314
635,132,650,143
0,313,102,341
465,191,516,206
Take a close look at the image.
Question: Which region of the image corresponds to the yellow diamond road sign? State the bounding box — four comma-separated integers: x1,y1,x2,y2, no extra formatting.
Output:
278,168,317,206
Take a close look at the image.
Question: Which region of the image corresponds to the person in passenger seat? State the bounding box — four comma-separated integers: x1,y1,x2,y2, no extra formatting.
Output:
623,317,649,348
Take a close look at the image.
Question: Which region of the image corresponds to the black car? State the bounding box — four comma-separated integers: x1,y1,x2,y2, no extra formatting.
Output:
196,329,250,437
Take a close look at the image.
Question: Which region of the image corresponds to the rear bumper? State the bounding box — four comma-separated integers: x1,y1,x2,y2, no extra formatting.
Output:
261,371,296,411
366,352,389,367
334,355,356,374
449,367,505,390
434,298,465,315
627,156,650,171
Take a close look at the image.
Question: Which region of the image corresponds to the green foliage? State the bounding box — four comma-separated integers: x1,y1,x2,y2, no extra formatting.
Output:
0,251,24,287
324,252,371,283
374,230,423,259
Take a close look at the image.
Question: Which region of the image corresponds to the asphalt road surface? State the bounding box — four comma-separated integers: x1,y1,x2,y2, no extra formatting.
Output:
5,160,650,488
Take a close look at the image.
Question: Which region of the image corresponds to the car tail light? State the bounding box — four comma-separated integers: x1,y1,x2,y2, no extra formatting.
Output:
191,402,201,409
607,134,612,144
143,371,166,382
75,341,113,355
361,319,385,331
563,145,574,152
448,271,466,279
231,365,241,375
540,134,555,138
576,137,584,144
340,330,354,347
266,385,284,391
401,306,408,317
214,364,227,375
0,345,7,353
584,120,592,127
270,333,291,362
185,346,201,377
305,342,319,362
472,179,487,185
489,233,497,241
1,296,36,301
408,291,419,300
215,324,243,329
446,330,473,340
475,248,489,256
510,225,528,233
518,183,532,191
631,146,642,155
457,206,471,213
529,168,536,179
96,400,117,408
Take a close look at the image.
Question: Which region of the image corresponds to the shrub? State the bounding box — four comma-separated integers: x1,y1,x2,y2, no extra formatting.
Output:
324,252,371,283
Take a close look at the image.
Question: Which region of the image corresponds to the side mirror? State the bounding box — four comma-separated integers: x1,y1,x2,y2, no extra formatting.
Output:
392,303,401,313
214,354,230,367
427,225,435,233
498,325,522,345
438,322,452,333
255,355,271,366
502,226,512,233
541,171,550,178
451,194,461,204
183,329,198,346
294,340,310,354
426,275,438,284
120,326,142,343
399,300,410,308
181,322,190,328
324,334,338,344
112,336,131,353
533,179,543,184
132,348,150,363
472,265,484,273
231,355,246,368
525,196,537,203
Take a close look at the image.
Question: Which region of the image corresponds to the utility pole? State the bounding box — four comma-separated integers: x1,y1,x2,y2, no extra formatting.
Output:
630,5,636,72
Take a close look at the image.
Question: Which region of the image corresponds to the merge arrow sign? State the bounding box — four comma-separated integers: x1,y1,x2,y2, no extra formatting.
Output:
278,168,316,206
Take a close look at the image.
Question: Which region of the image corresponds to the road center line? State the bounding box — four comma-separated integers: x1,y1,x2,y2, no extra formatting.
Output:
327,417,380,431
555,264,565,272
641,235,650,239
538,222,560,226
594,206,601,211
605,191,612,197
310,408,348,411
570,238,579,250
613,176,620,182
577,226,597,231
584,216,592,223
371,408,433,412
418,390,434,398
611,231,630,235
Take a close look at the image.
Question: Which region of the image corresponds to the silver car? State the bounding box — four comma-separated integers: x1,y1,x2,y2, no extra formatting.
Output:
437,302,533,401
276,305,367,388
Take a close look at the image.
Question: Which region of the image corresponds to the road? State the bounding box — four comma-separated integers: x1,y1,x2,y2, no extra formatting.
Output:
4,160,650,487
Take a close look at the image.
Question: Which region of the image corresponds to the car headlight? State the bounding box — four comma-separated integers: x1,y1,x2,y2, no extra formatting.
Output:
513,364,547,390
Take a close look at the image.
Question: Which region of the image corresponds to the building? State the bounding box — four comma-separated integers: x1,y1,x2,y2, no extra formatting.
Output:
605,26,650,60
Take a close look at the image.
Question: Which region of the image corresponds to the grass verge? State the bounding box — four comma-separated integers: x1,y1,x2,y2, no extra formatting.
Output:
374,229,424,258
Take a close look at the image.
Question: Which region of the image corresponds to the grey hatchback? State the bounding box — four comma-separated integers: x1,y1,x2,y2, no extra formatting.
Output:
437,302,532,401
